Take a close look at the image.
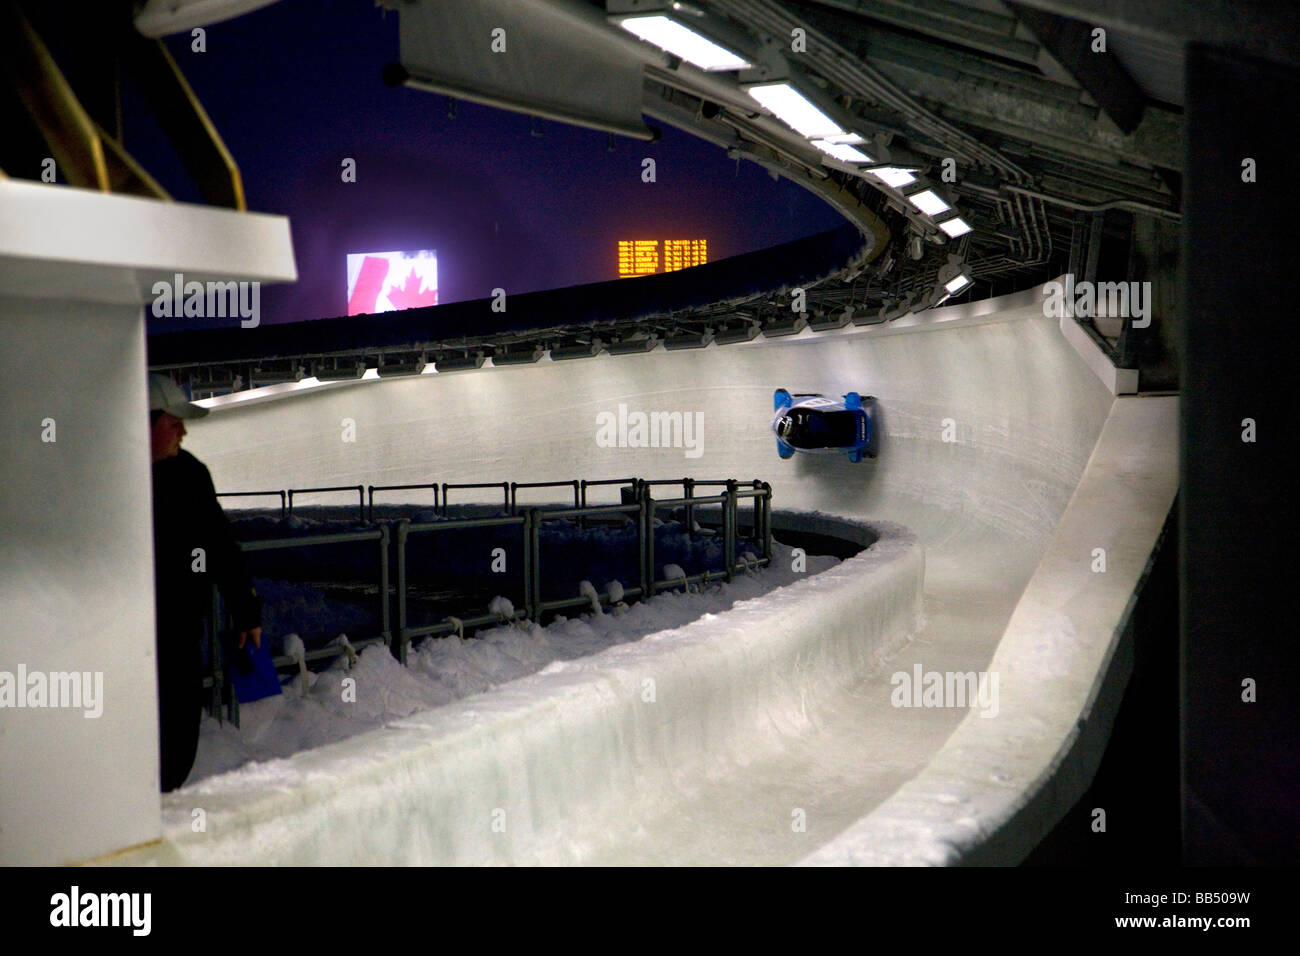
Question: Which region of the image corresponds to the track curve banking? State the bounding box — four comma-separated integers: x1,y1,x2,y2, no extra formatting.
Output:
121,284,1176,865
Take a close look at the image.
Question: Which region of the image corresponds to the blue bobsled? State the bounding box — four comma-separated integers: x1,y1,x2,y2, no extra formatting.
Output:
773,388,874,462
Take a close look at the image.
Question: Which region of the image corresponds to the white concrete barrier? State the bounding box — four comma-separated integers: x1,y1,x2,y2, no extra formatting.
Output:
110,514,921,865
0,180,294,866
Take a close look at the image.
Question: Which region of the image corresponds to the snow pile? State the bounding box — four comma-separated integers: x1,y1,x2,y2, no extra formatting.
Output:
578,580,602,615
190,540,840,784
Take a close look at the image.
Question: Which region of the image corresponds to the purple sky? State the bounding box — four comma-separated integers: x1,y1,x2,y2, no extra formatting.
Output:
124,0,846,331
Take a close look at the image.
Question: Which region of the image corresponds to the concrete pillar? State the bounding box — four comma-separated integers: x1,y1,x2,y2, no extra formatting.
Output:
0,179,294,864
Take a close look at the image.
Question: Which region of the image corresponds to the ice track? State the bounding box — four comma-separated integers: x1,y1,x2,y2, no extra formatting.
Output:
113,284,1177,865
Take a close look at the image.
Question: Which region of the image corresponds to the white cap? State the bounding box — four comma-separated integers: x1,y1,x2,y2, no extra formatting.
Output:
149,373,209,419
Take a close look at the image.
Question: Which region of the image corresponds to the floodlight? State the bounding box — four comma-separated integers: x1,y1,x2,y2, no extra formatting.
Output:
907,189,952,216
938,216,973,238
615,14,752,71
747,82,844,138
813,139,873,163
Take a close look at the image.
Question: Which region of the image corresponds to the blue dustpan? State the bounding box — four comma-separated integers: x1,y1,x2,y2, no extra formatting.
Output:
228,640,284,703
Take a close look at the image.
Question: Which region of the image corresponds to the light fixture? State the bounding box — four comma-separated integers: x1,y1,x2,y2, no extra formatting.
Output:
862,294,917,325
928,255,973,308
937,216,973,238
433,353,486,373
907,189,952,217
605,335,661,355
550,341,604,361
713,321,762,344
664,329,715,350
313,361,368,382
615,14,752,71
250,365,304,384
377,355,428,377
868,166,918,189
492,346,545,366
761,315,808,337
820,132,867,145
813,139,873,163
809,307,854,331
746,82,844,138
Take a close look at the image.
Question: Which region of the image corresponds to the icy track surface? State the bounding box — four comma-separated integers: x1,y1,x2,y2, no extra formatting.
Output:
192,540,839,783
110,288,1176,865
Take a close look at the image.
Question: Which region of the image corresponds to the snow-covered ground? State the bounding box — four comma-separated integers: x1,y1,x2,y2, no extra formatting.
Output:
190,540,839,783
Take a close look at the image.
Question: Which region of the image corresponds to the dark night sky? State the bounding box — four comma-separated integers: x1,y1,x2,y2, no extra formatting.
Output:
123,0,846,331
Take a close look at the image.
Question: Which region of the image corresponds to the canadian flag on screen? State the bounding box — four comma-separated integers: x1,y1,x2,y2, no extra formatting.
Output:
346,250,438,315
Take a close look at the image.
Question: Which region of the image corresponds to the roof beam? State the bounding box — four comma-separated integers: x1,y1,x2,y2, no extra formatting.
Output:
1007,3,1146,133
1002,0,1300,70
801,0,1044,65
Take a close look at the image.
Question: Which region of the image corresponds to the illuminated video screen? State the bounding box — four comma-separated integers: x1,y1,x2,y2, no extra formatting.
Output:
617,239,708,278
347,249,438,315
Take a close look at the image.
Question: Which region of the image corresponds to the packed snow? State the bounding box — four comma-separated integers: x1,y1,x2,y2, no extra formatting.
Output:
189,539,839,784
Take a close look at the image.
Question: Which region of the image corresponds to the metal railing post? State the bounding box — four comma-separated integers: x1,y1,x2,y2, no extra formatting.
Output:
684,477,695,535
724,479,738,581
762,481,773,560
526,508,541,621
395,519,409,663
278,490,286,520
379,523,391,650
641,482,654,599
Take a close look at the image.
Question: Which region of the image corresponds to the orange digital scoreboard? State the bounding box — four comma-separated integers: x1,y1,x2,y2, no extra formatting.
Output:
617,239,708,278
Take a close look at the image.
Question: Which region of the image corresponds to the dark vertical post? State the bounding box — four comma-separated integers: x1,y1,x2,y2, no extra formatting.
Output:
723,479,738,581
640,482,654,599
378,523,390,650
762,482,773,561
395,520,409,663
683,476,695,536
1181,44,1300,865
527,508,541,621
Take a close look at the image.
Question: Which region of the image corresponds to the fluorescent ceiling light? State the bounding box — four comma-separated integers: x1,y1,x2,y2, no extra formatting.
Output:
617,15,752,71
747,82,844,138
813,139,873,163
938,216,973,238
820,132,866,145
945,273,972,294
868,166,917,188
907,189,951,216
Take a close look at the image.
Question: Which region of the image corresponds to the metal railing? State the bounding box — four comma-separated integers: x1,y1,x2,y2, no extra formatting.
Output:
205,524,391,725
440,481,509,515
205,476,773,717
393,513,529,663
368,482,439,522
510,480,579,513
287,484,365,522
216,490,286,520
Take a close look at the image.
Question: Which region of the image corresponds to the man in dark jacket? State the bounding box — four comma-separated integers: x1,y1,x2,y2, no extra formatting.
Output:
149,374,261,791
